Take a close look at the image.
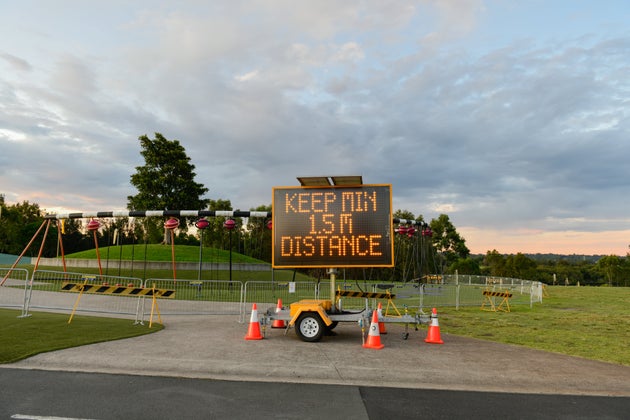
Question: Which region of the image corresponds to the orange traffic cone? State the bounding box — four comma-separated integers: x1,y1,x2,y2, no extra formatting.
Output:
377,302,387,334
244,303,263,340
425,307,444,344
363,310,385,350
271,298,286,328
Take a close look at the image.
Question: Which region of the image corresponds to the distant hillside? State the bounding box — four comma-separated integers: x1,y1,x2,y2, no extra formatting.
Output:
472,253,605,263
524,253,606,263
65,244,265,264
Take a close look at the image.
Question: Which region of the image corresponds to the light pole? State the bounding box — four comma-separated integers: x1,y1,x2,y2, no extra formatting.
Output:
195,218,209,281
164,217,180,282
87,219,103,276
266,219,273,287
223,218,236,282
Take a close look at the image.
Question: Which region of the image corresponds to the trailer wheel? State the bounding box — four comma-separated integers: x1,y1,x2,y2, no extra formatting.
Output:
295,312,324,342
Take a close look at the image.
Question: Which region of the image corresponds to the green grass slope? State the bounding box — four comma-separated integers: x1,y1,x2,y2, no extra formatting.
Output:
0,309,162,363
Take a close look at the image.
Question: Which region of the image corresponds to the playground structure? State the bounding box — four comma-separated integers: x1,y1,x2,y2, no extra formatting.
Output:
1,213,432,342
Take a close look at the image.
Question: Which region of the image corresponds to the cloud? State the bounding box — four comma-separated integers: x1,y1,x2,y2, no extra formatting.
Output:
0,1,628,255
0,52,32,72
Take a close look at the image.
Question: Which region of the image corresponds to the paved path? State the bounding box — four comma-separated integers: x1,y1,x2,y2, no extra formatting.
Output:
5,315,630,397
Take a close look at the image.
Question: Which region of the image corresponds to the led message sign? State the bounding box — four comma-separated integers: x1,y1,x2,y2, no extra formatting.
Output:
272,185,393,268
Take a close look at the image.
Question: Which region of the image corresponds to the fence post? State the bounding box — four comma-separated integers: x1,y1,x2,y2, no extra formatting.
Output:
17,269,30,318
456,284,460,310
418,283,424,311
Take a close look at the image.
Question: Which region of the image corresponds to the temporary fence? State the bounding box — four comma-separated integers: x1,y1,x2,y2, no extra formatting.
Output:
22,269,144,321
0,268,30,315
425,274,544,308
1,268,544,322
141,278,243,318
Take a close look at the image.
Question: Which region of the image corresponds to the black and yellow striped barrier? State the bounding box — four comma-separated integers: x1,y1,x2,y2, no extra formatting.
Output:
482,290,513,298
335,290,395,299
481,289,512,312
61,282,175,298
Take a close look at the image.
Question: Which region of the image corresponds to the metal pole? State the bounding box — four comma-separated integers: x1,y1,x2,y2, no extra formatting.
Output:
228,230,232,282
198,229,204,281
328,268,337,312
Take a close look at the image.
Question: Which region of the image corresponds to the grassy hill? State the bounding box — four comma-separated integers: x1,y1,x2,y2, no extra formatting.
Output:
65,244,266,264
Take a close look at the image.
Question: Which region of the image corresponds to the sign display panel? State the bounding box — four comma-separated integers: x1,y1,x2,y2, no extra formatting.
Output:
272,184,394,268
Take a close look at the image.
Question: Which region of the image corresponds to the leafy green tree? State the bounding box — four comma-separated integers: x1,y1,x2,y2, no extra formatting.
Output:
596,255,623,287
390,210,435,281
448,257,481,275
201,198,235,249
504,253,537,279
58,218,93,255
430,214,470,271
0,198,47,255
127,133,209,243
392,210,417,280
243,204,272,262
483,250,507,276
394,209,417,222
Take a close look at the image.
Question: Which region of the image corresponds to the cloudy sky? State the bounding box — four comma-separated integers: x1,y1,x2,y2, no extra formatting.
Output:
1,1,629,255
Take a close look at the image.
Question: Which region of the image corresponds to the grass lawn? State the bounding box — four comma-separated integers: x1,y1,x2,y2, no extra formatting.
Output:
21,264,311,284
65,244,264,263
3,253,629,367
438,286,630,366
17,244,302,282
0,309,162,364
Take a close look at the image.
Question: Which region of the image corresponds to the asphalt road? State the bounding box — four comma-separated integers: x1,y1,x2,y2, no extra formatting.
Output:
2,313,630,418
1,368,628,419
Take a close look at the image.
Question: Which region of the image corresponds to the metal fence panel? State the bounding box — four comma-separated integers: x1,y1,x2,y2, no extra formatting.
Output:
25,270,143,318
3,268,544,321
243,280,325,306
141,278,244,319
0,268,30,313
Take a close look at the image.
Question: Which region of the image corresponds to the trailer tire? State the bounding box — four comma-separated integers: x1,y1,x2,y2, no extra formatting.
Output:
295,312,325,342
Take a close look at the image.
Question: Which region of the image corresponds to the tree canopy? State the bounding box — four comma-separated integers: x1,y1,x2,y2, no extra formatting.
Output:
128,133,209,213
127,133,209,242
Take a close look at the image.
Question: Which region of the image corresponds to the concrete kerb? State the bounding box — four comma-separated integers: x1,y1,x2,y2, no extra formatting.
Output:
4,314,630,397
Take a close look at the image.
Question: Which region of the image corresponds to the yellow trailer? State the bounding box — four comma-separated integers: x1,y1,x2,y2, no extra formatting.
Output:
264,272,427,342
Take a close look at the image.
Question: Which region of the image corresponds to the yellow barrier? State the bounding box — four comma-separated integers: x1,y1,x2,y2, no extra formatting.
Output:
335,290,395,299
481,289,512,312
61,282,175,298
62,281,174,326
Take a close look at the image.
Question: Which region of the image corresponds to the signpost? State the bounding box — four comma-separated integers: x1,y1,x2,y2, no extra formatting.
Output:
272,184,394,269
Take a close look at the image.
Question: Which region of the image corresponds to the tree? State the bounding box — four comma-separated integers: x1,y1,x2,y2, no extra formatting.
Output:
58,219,93,255
430,214,470,271
202,198,235,249
243,204,272,262
391,210,436,281
596,255,623,287
504,253,537,280
448,257,481,275
394,209,417,222
483,250,506,276
0,198,46,255
127,133,209,243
